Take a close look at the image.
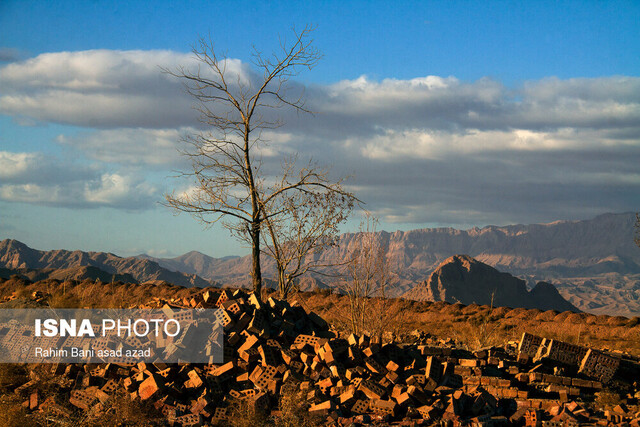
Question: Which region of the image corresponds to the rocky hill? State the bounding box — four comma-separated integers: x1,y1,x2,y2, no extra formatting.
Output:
404,255,579,312
145,212,640,316
0,265,137,284
0,239,213,287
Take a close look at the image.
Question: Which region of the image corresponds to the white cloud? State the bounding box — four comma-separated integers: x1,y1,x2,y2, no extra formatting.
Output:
0,151,160,210
84,173,158,206
1,49,639,224
0,150,96,184
0,184,65,205
349,127,638,161
57,127,193,166
2,49,638,138
0,50,249,128
0,151,34,178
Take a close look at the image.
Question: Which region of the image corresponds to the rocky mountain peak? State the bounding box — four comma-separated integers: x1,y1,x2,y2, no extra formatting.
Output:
406,254,578,312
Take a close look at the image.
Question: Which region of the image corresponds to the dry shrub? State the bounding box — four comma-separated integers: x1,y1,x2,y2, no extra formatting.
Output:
0,280,225,310
585,315,598,325
535,310,558,322
314,288,332,298
517,308,541,320
504,307,525,318
0,394,34,427
627,317,640,327
491,306,511,318
461,304,480,315
454,307,505,351
553,312,571,322
431,301,449,313
81,390,161,426
47,291,82,308
564,312,588,324
225,398,270,427
273,383,321,427
607,316,628,327
594,389,622,410
14,286,33,299
338,215,405,340
363,296,410,340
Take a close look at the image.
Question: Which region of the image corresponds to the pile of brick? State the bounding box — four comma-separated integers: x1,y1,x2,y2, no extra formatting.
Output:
11,289,640,425
518,333,624,384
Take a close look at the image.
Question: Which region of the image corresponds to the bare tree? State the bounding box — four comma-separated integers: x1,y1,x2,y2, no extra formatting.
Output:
261,160,354,299
164,26,352,297
340,214,391,337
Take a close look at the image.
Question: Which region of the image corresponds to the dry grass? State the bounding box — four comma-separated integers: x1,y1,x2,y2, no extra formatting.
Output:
0,394,35,426
274,383,323,427
0,276,219,309
222,383,322,427
2,276,639,355
296,291,640,355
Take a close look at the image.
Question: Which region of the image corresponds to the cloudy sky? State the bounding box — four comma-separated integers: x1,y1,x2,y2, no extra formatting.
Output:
1,1,639,258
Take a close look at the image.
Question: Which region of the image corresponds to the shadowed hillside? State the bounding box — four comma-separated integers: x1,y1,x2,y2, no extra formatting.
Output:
405,255,579,312
0,239,215,288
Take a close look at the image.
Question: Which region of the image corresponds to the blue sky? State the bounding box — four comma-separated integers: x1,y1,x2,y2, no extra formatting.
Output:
1,0,639,258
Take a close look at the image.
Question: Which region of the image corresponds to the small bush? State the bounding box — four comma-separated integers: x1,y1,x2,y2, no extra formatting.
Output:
0,364,28,393
0,394,34,426
594,389,622,409
225,398,270,427
273,383,320,427
85,391,161,426
627,317,640,327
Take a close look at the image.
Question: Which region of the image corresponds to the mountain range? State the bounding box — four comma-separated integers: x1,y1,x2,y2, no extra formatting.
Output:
0,239,214,288
143,212,640,316
1,212,639,316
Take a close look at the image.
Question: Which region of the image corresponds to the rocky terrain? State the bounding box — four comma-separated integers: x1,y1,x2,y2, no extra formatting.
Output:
405,255,579,313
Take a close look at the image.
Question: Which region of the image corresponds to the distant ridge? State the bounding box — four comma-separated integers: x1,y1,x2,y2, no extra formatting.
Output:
404,254,579,312
0,265,137,284
145,212,640,316
2,212,639,316
0,239,214,288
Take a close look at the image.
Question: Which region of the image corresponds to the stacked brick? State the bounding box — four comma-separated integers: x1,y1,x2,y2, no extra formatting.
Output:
519,333,622,383
10,293,640,425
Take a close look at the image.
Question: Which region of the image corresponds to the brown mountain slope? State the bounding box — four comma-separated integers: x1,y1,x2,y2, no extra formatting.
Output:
405,255,579,312
148,212,638,315
151,214,640,285
0,265,137,283
0,239,213,288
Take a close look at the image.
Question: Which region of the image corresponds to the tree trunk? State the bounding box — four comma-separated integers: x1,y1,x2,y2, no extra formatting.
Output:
278,267,286,299
251,221,262,297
